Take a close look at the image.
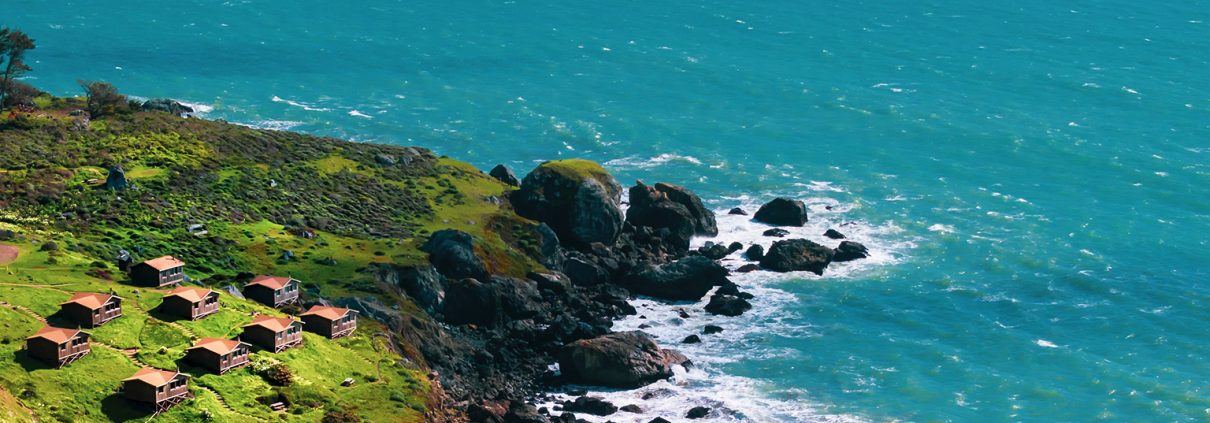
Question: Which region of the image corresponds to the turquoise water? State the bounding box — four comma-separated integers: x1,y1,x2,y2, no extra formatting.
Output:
10,1,1210,421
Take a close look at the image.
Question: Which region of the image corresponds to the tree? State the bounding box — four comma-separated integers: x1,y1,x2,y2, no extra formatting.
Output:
78,80,128,118
0,28,36,110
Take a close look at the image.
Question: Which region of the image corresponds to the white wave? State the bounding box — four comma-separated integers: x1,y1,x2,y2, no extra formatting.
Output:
928,224,956,233
1035,339,1058,348
271,95,331,111
247,120,304,131
176,100,214,115
605,154,705,170
347,110,373,119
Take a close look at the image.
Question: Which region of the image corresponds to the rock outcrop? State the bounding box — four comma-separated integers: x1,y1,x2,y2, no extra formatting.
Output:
421,229,488,280
759,238,834,274
490,164,520,186
105,165,128,190
621,256,729,301
832,240,869,262
512,160,625,248
625,181,717,252
753,197,808,226
557,331,688,388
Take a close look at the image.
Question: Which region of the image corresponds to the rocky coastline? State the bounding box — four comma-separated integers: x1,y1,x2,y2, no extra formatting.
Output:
384,159,870,422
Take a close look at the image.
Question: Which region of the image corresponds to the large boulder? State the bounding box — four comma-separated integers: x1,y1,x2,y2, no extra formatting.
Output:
753,198,808,226
105,165,128,191
626,181,717,252
489,164,520,186
373,264,446,316
558,332,688,388
443,278,500,326
704,293,752,316
513,160,624,248
489,276,543,319
141,98,194,116
420,230,488,280
832,240,869,262
621,256,729,301
759,239,834,275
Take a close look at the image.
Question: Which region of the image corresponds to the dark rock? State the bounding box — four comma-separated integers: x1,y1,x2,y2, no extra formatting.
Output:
505,401,544,423
626,181,718,252
760,239,834,275
513,160,624,248
832,240,870,262
443,278,500,326
420,229,488,280
490,164,521,186
557,412,577,423
736,263,760,273
823,229,846,240
682,335,701,344
558,331,689,388
705,293,752,317
140,98,194,116
533,223,562,268
696,243,730,260
745,244,764,261
620,404,643,413
374,153,397,166
686,406,711,419
468,401,508,423
563,257,609,286
727,207,747,216
762,228,790,238
649,419,672,423
529,271,572,296
621,256,729,301
332,296,404,332
490,276,544,319
565,396,617,416
105,165,128,191
677,309,691,319
753,198,808,226
377,264,446,316
727,242,744,253
703,325,724,334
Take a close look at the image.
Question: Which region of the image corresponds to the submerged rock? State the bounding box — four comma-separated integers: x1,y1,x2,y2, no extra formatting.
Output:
558,331,688,388
686,406,711,419
823,229,846,239
762,228,790,238
702,325,724,334
727,207,747,216
513,159,624,248
760,238,834,275
621,256,729,301
832,240,869,262
753,198,808,226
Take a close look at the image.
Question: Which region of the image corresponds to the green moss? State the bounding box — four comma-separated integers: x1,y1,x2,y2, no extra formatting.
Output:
534,158,613,185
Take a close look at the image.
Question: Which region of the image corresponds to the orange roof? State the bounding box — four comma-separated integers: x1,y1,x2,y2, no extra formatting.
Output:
164,286,217,303
60,292,119,310
246,275,295,290
300,305,355,321
243,315,300,333
123,367,185,387
26,326,84,344
187,338,247,355
141,255,184,271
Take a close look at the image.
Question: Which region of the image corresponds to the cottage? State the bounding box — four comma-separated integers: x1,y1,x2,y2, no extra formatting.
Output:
25,326,90,368
243,275,300,308
161,287,220,320
59,292,122,327
299,305,358,339
122,368,191,412
241,315,304,352
129,256,185,287
185,338,250,374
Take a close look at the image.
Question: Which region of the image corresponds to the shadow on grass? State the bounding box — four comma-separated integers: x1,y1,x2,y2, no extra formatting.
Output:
146,306,188,323
12,349,52,372
100,393,153,422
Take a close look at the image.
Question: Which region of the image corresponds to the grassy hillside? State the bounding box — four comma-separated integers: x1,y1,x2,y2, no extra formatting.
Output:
0,96,548,422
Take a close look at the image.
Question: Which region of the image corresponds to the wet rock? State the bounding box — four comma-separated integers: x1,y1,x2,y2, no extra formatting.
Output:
564,396,617,416
736,263,760,273
620,404,643,413
682,335,701,344
832,240,870,262
513,159,624,248
558,331,689,388
745,244,764,261
727,207,747,216
490,164,521,186
727,242,744,253
421,229,488,280
686,406,711,419
823,229,846,240
621,256,729,301
696,242,730,260
704,293,751,317
760,239,834,275
626,181,718,252
762,228,790,238
649,419,672,423
703,325,724,334
753,198,808,226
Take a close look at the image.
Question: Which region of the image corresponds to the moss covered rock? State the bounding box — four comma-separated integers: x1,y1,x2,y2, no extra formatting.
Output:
511,159,623,248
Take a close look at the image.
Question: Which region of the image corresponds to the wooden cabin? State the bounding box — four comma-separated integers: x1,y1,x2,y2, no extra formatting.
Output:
243,275,301,308
241,315,304,352
299,305,358,339
59,292,122,327
25,326,90,368
122,368,191,412
130,256,185,287
185,338,250,374
160,287,220,320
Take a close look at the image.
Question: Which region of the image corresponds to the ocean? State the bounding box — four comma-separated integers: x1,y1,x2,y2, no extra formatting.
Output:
10,1,1210,421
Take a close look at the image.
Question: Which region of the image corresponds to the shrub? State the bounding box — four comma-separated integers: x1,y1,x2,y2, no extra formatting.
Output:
321,406,362,423
78,80,128,118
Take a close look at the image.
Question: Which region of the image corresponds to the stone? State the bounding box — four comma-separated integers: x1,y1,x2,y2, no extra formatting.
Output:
745,244,764,261
727,207,747,216
832,240,870,262
620,404,643,413
140,98,194,116
558,332,689,388
753,197,808,226
686,406,711,419
759,239,834,275
420,229,488,280
512,159,624,248
703,325,724,334
682,335,701,344
490,164,521,186
736,263,760,273
626,181,718,252
564,396,617,416
105,165,128,191
762,228,790,237
621,256,729,301
823,229,846,239
442,278,500,326
704,293,752,317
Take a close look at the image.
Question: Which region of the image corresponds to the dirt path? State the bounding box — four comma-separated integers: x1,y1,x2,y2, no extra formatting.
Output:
0,302,47,324
0,245,16,266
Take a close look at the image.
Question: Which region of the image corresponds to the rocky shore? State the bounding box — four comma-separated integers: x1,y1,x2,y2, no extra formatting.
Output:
380,159,870,422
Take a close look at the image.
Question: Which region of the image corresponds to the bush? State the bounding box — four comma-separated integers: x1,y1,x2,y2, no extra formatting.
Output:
39,241,58,252
78,81,128,118
321,407,362,423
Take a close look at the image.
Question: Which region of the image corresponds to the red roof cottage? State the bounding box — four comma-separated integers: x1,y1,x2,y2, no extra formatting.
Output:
59,292,122,327
299,305,358,339
185,338,251,374
122,368,192,412
241,315,304,352
25,326,90,368
243,275,300,308
160,287,220,320
130,256,185,287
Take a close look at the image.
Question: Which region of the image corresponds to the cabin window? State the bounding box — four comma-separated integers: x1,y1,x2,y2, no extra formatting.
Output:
60,344,66,350
158,386,164,393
